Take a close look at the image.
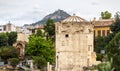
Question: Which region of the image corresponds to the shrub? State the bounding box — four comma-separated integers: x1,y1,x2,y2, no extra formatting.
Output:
9,58,19,69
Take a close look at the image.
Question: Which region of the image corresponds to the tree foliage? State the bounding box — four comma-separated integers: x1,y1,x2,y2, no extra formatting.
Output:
100,12,120,71
0,46,18,58
110,12,120,34
95,36,109,53
0,32,17,47
97,58,115,71
35,29,44,37
26,35,55,69
26,19,55,69
44,19,55,41
0,46,18,64
0,33,8,47
96,53,104,61
106,32,120,71
95,12,120,53
8,32,17,46
32,56,46,69
9,58,19,69
101,11,112,19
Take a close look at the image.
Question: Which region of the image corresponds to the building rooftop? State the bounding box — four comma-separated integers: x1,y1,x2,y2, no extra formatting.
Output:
93,19,114,27
61,14,88,23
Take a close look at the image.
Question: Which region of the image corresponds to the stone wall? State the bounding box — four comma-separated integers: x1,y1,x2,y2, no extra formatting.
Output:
55,15,98,71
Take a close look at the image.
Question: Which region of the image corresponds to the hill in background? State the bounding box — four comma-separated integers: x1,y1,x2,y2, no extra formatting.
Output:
32,9,70,26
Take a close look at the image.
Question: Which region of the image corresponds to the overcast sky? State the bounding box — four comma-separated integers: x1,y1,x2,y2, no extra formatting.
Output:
0,0,120,26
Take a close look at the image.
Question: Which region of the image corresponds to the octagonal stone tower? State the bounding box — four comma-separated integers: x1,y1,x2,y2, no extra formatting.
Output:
55,14,98,71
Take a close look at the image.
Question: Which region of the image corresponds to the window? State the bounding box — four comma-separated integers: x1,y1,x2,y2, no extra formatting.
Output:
88,46,90,51
107,30,110,36
102,30,105,36
87,59,90,66
88,45,92,51
98,30,101,36
65,34,69,38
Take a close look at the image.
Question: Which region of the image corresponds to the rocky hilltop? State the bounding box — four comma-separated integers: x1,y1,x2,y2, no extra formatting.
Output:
33,9,70,25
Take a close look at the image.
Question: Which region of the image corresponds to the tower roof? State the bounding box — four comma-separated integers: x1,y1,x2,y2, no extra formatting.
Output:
61,14,88,23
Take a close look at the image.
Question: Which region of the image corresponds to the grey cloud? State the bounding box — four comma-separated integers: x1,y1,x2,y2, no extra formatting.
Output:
0,0,120,26
91,2,99,5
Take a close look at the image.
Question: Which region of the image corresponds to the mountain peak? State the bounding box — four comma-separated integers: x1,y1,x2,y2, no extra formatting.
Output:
55,9,65,14
34,9,70,25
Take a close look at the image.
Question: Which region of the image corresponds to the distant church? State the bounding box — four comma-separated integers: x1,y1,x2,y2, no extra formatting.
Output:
55,14,99,71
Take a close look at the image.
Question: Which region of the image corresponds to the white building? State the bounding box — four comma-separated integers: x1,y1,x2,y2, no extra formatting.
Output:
0,22,17,33
0,25,4,32
5,22,16,32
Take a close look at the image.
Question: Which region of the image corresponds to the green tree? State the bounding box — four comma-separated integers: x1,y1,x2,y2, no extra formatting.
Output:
94,12,120,58
95,36,108,53
44,19,55,41
96,53,104,61
8,32,17,46
0,46,18,64
9,58,19,69
35,29,44,37
101,11,112,19
32,56,46,69
0,33,8,47
26,35,55,69
97,61,114,71
106,32,120,71
110,12,120,34
0,32,17,47
97,57,115,71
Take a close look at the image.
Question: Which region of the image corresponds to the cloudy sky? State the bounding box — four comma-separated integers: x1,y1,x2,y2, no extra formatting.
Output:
0,0,120,26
